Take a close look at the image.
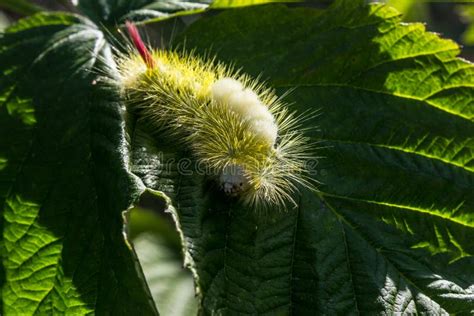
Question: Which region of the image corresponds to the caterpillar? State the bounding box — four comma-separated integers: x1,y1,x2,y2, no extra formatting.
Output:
118,22,316,209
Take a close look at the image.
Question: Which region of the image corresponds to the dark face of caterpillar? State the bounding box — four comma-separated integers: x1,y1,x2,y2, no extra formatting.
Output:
219,165,250,197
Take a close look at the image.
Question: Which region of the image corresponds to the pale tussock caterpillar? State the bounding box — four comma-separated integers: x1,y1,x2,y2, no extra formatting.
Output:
119,22,317,209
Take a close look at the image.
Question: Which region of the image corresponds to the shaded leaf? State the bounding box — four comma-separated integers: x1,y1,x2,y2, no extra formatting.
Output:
0,13,156,315
76,0,210,25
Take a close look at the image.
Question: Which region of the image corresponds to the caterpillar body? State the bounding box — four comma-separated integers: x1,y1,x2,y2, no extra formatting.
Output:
119,23,316,209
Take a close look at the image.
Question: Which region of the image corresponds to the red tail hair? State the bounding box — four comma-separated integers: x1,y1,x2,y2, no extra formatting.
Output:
125,21,155,69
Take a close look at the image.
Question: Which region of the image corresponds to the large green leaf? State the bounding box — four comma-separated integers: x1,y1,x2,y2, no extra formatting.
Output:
0,13,157,315
129,1,474,314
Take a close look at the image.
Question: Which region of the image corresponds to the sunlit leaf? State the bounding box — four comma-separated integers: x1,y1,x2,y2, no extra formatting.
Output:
129,1,474,313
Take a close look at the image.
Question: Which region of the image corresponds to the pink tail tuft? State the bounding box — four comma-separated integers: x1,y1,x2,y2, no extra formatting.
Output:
125,21,155,69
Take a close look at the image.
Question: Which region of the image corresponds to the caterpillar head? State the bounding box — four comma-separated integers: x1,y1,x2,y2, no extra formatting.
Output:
219,164,250,196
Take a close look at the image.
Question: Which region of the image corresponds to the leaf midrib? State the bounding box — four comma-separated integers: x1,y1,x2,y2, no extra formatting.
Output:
325,138,474,177
320,192,474,229
276,83,473,121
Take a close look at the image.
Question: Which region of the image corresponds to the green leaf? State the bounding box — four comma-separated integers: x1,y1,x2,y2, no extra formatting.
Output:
125,189,198,316
133,233,198,316
0,13,157,315
130,2,474,314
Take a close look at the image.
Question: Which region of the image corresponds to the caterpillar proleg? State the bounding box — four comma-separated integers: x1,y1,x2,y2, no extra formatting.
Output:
119,22,316,209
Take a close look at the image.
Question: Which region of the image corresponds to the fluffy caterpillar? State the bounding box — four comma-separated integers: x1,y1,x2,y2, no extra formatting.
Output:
118,22,316,209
